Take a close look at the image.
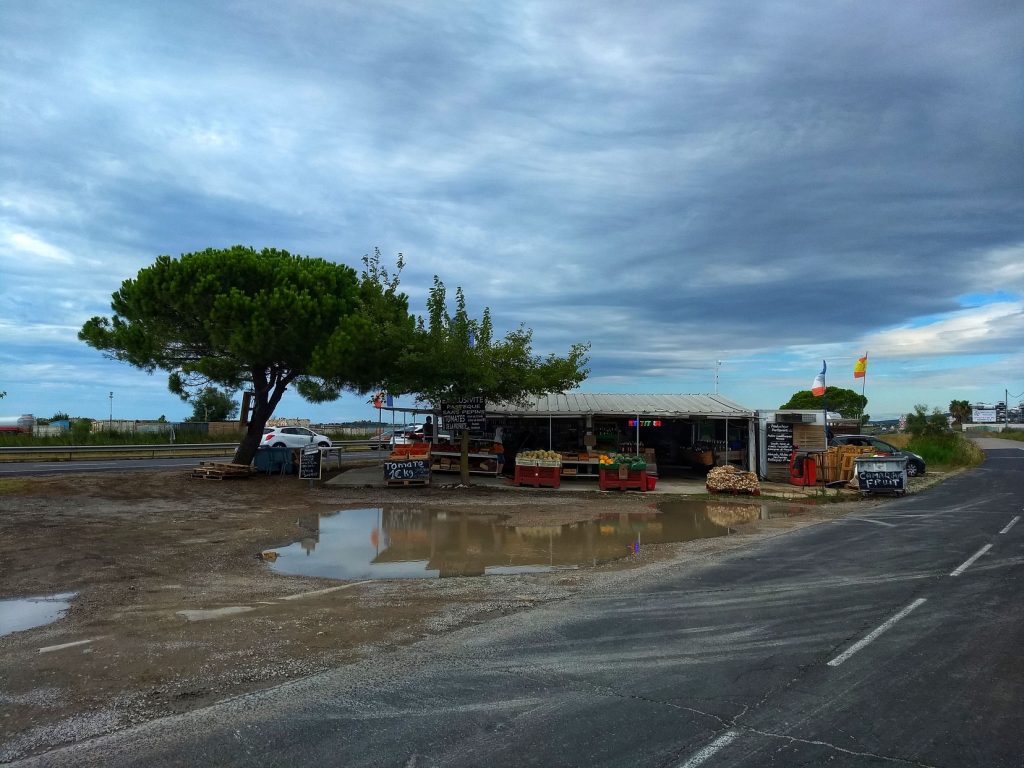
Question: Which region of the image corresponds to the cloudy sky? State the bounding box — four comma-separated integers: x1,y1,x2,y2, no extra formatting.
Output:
2,0,1022,424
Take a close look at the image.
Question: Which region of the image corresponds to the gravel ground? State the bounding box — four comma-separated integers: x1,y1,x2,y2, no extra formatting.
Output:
0,465,946,762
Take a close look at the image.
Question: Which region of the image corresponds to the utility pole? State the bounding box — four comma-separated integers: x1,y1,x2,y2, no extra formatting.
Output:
715,360,722,395
108,391,113,432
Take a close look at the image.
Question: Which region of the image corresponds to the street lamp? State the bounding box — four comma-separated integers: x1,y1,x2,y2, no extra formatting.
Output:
108,391,113,432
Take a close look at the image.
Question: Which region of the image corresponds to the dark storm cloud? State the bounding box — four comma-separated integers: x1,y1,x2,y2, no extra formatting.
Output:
1,0,1022,418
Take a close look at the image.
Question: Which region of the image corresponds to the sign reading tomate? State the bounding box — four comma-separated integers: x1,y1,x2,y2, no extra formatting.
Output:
440,397,486,432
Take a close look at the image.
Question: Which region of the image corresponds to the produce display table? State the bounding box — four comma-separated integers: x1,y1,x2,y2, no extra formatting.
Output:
514,463,561,488
598,468,648,492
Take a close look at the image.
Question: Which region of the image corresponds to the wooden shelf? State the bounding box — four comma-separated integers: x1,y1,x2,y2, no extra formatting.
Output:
430,450,499,476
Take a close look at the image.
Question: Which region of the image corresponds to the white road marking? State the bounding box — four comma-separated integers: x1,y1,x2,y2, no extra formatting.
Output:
38,637,104,654
678,730,739,767
177,606,256,621
827,598,927,667
847,517,897,528
999,516,1020,535
278,581,371,601
950,544,993,577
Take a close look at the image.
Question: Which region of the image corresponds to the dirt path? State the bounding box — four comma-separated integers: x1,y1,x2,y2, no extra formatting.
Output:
0,467,920,761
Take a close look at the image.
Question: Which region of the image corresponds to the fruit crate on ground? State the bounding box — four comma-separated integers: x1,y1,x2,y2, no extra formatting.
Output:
514,464,561,488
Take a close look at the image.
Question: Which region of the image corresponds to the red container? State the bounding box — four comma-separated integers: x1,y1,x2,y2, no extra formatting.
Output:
646,475,657,491
514,464,561,489
598,469,647,492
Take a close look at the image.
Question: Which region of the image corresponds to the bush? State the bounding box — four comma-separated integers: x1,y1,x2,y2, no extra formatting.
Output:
906,433,984,468
70,419,93,443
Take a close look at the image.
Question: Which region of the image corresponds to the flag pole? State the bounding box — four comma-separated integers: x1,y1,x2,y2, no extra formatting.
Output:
860,352,867,427
821,360,829,448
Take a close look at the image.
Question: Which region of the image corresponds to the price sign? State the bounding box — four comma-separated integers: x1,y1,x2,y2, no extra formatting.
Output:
384,459,430,482
766,423,793,463
299,446,322,480
440,397,486,432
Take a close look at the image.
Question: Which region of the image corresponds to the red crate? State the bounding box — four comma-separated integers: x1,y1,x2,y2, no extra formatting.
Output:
514,464,561,488
598,469,647,492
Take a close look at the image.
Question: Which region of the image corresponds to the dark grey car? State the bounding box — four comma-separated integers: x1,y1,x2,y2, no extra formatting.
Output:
830,434,926,476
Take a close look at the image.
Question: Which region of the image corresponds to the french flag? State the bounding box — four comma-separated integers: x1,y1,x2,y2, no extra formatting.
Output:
812,361,827,396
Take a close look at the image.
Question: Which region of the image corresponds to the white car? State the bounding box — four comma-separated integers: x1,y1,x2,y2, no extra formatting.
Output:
390,423,451,445
262,426,332,448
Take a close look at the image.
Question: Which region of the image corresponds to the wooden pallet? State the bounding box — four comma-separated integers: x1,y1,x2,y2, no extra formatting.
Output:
386,478,430,487
191,462,253,480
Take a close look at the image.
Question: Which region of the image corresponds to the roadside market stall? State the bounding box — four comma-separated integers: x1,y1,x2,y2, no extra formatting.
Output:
486,393,757,484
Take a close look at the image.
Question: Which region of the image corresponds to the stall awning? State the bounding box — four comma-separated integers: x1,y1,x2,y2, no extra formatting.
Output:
488,393,754,419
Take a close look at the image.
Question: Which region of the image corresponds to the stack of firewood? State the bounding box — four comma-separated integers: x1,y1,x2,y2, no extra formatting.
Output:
706,465,760,494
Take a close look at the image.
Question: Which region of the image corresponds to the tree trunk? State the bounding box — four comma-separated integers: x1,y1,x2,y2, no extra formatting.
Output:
460,429,471,486
232,411,269,466
231,370,291,466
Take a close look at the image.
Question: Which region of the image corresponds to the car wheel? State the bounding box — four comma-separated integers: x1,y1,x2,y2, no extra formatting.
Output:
272,442,287,448
317,441,330,447
906,462,920,477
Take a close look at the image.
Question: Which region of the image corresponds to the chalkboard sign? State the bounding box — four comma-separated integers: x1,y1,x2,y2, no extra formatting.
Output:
857,470,905,491
384,459,430,483
441,397,486,432
766,423,794,463
299,446,322,480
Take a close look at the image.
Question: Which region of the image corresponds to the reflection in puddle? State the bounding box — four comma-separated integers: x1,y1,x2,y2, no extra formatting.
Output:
0,592,77,637
269,500,797,580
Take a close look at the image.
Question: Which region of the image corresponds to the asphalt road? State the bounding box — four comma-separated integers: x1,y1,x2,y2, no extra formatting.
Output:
10,443,1023,767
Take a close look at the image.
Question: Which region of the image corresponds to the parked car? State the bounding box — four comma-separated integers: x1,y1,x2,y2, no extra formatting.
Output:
830,434,925,477
390,423,451,445
262,426,332,449
366,427,408,449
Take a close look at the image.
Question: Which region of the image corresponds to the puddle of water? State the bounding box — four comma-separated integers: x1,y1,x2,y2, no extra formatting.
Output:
269,500,797,581
0,592,77,637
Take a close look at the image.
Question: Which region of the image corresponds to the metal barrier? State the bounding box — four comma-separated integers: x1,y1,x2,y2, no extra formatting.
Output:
0,440,386,462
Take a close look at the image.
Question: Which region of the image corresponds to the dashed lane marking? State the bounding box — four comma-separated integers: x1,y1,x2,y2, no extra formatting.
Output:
950,544,993,577
827,598,927,667
678,730,740,768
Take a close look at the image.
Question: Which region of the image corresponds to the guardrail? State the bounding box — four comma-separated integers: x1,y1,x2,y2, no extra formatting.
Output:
0,440,387,462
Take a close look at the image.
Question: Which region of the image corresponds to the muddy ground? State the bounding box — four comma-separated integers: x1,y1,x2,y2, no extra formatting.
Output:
0,465,930,762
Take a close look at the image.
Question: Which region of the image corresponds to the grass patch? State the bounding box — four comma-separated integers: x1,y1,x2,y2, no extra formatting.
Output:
982,430,1024,442
0,430,240,448
907,433,985,469
0,478,32,495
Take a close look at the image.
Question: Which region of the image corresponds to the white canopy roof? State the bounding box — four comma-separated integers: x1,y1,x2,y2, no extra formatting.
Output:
489,393,754,419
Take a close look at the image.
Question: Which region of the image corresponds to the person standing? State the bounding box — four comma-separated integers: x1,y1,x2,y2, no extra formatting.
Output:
423,415,434,443
494,424,505,476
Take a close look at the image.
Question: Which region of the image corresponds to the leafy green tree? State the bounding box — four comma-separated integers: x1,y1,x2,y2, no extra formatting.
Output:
80,246,415,465
186,387,239,422
904,404,949,437
949,399,971,425
50,411,70,422
70,418,93,443
780,387,867,419
397,277,589,484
